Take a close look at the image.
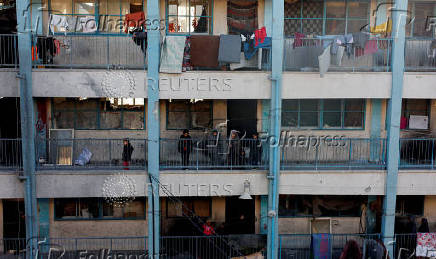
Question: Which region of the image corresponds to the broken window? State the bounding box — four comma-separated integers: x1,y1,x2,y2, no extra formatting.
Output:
55,198,146,219
167,100,212,130
166,198,211,218
279,195,364,217
52,98,145,130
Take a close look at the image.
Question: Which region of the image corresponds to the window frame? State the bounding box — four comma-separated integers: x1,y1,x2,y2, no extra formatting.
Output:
281,99,365,130
54,198,147,220
165,100,213,130
400,99,431,130
51,98,146,130
165,197,212,218
165,0,213,35
283,0,371,36
48,0,145,35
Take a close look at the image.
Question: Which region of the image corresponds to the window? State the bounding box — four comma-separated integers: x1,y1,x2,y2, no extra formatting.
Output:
279,195,364,217
407,1,436,37
55,198,146,220
53,98,145,130
167,0,212,34
166,198,211,218
396,196,424,216
49,0,144,33
401,99,430,129
281,99,365,129
166,100,212,130
284,0,369,36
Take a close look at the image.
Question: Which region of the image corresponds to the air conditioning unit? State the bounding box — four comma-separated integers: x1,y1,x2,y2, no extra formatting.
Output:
49,129,74,165
409,115,428,130
311,218,332,234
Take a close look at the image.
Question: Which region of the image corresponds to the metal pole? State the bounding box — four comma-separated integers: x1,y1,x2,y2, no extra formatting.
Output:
267,0,284,257
382,0,408,256
16,0,38,257
146,0,161,256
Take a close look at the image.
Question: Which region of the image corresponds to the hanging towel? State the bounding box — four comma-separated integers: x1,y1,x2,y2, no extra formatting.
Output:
230,52,259,70
318,45,331,78
49,14,68,33
364,39,379,55
160,36,186,73
124,11,145,33
416,233,436,257
79,16,97,33
190,35,220,68
370,19,392,34
311,234,331,259
331,46,344,66
352,32,369,49
218,35,242,63
182,36,193,72
254,26,266,47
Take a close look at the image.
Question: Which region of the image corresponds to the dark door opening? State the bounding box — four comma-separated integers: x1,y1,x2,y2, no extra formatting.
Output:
227,100,257,137
224,197,255,234
3,199,25,239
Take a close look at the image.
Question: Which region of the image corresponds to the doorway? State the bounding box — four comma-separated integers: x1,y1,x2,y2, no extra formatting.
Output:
3,199,25,239
227,100,257,137
224,197,255,234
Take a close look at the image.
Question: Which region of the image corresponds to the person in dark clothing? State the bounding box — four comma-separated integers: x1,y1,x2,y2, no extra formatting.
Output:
122,138,134,169
418,218,430,233
339,240,362,259
178,129,193,168
407,215,417,233
228,130,240,166
207,129,219,165
249,132,262,167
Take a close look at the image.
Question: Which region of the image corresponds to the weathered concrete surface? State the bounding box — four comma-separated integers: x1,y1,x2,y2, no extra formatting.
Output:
0,173,25,198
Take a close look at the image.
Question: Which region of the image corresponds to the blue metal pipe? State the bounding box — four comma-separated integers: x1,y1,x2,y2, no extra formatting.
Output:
146,0,161,256
382,0,408,256
16,0,38,257
267,0,284,257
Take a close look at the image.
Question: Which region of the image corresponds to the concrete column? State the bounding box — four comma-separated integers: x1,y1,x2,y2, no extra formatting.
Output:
370,99,383,162
382,0,408,255
260,195,268,235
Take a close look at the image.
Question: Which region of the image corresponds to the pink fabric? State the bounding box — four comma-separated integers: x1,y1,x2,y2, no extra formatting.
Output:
255,26,266,47
400,117,407,129
293,32,305,48
364,39,378,55
417,233,436,257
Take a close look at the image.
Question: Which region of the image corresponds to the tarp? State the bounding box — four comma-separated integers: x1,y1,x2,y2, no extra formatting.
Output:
160,36,186,73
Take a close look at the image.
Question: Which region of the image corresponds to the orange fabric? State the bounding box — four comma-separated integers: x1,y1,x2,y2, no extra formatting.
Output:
124,12,145,33
32,46,38,61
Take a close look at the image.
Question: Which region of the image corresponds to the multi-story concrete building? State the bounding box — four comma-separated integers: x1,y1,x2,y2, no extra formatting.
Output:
0,0,435,257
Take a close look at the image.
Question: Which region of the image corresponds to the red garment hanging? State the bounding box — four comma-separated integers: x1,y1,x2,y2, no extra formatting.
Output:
254,26,266,47
124,11,145,33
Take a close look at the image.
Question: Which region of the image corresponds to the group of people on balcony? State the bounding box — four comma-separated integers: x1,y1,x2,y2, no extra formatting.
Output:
177,129,263,169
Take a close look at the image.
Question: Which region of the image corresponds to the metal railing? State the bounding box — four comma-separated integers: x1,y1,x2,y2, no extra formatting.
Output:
0,139,22,171
284,37,392,72
0,238,26,257
35,138,147,170
279,233,382,259
160,234,266,258
400,138,435,169
280,138,387,170
405,38,436,71
0,34,19,68
394,234,417,259
160,138,269,170
32,35,148,69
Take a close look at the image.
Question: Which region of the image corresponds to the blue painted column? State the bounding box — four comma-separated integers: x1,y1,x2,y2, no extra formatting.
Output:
16,0,38,257
260,196,268,235
146,0,161,257
370,99,382,161
267,0,284,257
38,198,50,252
382,0,408,255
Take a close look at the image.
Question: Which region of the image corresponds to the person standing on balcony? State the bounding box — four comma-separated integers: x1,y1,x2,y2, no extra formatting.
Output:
228,130,241,166
249,132,262,167
122,138,134,170
178,129,193,169
207,129,219,165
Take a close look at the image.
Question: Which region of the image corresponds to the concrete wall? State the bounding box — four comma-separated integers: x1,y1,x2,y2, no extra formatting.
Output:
278,217,361,234
0,200,3,242
423,196,436,232
48,199,148,239
2,71,436,99
0,174,25,199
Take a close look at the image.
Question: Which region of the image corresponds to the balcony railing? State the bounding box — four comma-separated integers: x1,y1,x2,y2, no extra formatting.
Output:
0,138,22,170
1,138,436,171
0,34,19,68
405,38,436,71
35,138,147,170
279,233,382,259
32,35,148,69
284,37,392,72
